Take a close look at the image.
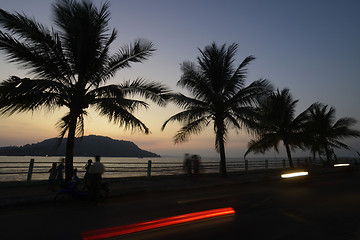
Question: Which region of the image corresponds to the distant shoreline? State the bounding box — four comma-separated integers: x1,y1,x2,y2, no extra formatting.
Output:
0,135,160,158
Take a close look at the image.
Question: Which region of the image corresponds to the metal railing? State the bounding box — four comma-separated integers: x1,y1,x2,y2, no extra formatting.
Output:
0,157,356,183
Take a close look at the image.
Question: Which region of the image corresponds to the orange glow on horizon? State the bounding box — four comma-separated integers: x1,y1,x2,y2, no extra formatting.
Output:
81,207,236,240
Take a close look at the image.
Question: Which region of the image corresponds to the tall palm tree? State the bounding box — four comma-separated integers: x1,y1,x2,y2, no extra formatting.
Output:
161,42,271,177
304,103,360,165
0,0,170,182
245,88,308,168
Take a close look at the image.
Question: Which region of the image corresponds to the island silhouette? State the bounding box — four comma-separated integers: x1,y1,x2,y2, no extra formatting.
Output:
0,135,160,157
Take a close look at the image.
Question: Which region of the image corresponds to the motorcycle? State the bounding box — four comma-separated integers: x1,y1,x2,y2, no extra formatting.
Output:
54,180,109,206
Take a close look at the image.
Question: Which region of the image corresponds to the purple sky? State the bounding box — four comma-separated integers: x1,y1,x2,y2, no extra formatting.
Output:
0,0,359,158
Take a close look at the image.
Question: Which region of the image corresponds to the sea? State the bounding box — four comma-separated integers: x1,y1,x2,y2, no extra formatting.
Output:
0,155,283,182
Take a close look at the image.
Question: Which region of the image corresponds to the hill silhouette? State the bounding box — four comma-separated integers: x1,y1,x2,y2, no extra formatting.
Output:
0,135,160,157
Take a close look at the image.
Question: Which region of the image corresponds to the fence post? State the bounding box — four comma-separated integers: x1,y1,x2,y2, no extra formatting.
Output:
147,160,152,177
265,159,268,169
282,159,286,169
245,159,248,171
27,159,35,183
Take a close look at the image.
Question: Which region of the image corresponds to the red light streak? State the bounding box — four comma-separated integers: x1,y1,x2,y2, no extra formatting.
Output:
81,207,235,240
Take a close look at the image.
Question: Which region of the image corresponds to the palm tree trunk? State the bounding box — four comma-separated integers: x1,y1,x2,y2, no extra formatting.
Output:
218,134,227,178
319,153,324,167
65,115,76,183
325,147,332,167
312,151,316,161
285,143,294,168
215,119,227,178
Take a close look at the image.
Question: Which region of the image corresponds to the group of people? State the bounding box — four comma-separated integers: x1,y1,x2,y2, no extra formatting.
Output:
183,153,202,179
48,156,105,197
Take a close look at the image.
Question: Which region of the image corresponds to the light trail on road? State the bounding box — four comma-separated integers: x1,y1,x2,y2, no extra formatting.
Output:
281,171,308,178
81,207,236,240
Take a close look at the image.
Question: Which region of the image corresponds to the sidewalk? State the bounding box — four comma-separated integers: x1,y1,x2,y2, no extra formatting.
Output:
0,167,348,207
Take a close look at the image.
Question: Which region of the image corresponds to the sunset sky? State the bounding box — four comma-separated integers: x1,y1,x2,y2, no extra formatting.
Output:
0,0,359,158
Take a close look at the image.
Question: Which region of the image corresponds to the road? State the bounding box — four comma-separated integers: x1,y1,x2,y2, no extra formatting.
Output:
1,169,360,240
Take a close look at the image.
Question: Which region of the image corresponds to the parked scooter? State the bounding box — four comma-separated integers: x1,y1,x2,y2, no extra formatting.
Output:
54,180,109,206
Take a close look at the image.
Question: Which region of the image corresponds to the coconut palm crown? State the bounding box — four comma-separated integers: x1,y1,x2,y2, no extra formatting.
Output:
162,42,271,177
245,88,309,168
304,103,360,165
0,0,170,181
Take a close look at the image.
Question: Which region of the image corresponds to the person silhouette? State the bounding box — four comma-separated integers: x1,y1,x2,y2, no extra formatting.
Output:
48,162,57,191
183,153,193,177
56,158,65,187
89,155,105,203
83,159,92,187
193,155,201,180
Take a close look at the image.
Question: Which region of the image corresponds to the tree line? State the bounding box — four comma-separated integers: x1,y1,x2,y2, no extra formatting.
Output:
0,0,358,180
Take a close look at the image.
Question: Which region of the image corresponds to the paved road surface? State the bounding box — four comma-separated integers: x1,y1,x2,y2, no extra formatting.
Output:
1,169,360,240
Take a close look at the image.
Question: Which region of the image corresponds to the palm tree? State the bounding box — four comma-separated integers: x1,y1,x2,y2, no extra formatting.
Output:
161,42,271,177
304,103,360,166
0,0,170,182
245,88,308,168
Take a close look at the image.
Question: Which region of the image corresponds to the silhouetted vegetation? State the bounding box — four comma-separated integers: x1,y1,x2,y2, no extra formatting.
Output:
0,0,170,182
303,103,360,165
245,89,311,167
0,0,359,179
245,89,360,167
162,42,271,177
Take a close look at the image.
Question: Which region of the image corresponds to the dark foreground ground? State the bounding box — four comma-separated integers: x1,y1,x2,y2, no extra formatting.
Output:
1,167,359,240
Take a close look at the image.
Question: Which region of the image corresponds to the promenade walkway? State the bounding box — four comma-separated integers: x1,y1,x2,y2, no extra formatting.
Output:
0,169,285,207
0,167,351,207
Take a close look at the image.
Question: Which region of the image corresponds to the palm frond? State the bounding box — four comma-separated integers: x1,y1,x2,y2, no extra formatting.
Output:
230,79,272,107
104,39,155,78
89,84,124,99
161,108,210,131
0,9,73,83
56,111,87,140
231,106,263,132
167,93,208,109
117,78,171,107
328,139,352,150
87,29,117,88
304,102,360,157
93,97,150,134
0,76,65,115
197,42,235,93
332,118,358,132
224,55,256,97
53,0,112,81
174,117,209,144
223,113,242,130
95,96,148,114
245,133,280,157
244,88,307,157
56,112,70,140
178,61,212,100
